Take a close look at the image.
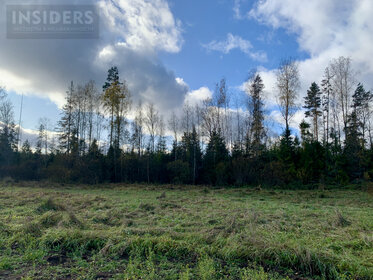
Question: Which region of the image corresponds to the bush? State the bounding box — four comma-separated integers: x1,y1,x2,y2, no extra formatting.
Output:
167,160,190,184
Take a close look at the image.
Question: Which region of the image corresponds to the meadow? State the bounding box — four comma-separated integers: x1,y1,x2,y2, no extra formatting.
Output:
0,182,372,279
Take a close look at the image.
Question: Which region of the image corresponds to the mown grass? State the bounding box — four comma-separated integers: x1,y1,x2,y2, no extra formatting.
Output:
0,181,372,279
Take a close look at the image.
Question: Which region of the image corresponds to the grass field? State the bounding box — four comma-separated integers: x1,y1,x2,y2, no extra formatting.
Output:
0,182,372,280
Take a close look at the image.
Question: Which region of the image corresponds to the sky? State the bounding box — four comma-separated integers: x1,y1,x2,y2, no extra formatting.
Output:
1,0,373,144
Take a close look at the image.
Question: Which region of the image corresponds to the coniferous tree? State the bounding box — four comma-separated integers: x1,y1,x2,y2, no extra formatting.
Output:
247,74,266,156
299,120,312,144
351,83,372,147
21,139,32,155
203,130,229,185
342,83,371,179
0,99,17,168
102,67,121,147
344,110,363,179
303,82,322,141
181,126,202,184
57,82,76,154
321,68,333,145
36,123,45,155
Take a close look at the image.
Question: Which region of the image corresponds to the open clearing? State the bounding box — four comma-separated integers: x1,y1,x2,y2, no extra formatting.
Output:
0,182,372,279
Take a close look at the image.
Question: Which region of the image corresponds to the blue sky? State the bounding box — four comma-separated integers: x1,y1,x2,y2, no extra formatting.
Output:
162,0,308,91
1,0,373,142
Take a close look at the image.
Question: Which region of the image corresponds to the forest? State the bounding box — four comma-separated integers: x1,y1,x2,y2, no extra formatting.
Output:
0,56,372,187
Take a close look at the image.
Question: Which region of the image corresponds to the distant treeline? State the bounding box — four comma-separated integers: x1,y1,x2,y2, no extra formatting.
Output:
0,57,373,186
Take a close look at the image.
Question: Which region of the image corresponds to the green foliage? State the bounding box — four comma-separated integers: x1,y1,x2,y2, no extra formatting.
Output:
0,184,372,278
198,255,216,280
36,198,65,213
167,160,190,184
203,130,229,185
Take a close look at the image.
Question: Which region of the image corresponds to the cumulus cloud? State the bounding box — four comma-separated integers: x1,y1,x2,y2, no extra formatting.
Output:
249,0,373,89
184,87,212,107
239,0,373,133
98,0,183,54
203,33,267,62
0,0,186,112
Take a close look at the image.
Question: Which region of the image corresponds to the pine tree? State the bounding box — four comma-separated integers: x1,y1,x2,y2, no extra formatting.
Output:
303,82,322,141
102,67,130,149
57,82,76,153
36,123,45,154
247,74,265,156
321,67,333,145
181,126,202,184
299,120,312,144
21,139,32,154
103,66,120,90
351,83,372,147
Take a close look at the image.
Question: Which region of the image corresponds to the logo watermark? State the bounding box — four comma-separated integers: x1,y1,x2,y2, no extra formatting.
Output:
6,5,99,39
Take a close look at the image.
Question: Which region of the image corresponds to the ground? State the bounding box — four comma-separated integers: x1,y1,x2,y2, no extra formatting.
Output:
0,182,372,280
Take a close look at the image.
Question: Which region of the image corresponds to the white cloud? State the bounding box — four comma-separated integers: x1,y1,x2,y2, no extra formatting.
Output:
98,0,183,54
0,69,66,107
249,0,373,90
233,0,242,19
242,0,373,134
238,67,277,107
0,0,185,114
175,77,188,88
184,87,212,106
203,33,267,62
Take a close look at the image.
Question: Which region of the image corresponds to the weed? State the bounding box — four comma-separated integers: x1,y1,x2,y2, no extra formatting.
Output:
335,211,352,227
157,191,166,199
139,203,156,212
36,198,65,213
0,183,371,279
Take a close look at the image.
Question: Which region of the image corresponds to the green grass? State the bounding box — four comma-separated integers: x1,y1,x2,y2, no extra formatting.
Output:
0,182,372,279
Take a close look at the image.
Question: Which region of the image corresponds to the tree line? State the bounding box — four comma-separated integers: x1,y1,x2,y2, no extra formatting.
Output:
0,56,372,187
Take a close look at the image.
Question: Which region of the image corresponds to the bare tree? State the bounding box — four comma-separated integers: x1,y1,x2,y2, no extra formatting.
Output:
321,67,333,145
131,101,145,156
0,87,6,102
276,59,300,133
217,78,230,143
329,56,356,135
0,98,17,154
168,111,179,160
367,99,373,147
38,117,51,154
157,115,167,152
200,97,217,140
194,104,204,148
0,100,14,128
182,102,193,134
94,90,104,148
145,103,159,153
85,80,97,147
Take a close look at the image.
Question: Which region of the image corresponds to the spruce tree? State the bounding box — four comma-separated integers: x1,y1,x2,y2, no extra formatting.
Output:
303,82,322,141
248,74,265,156
352,83,372,146
203,130,229,184
181,126,202,184
57,82,76,153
